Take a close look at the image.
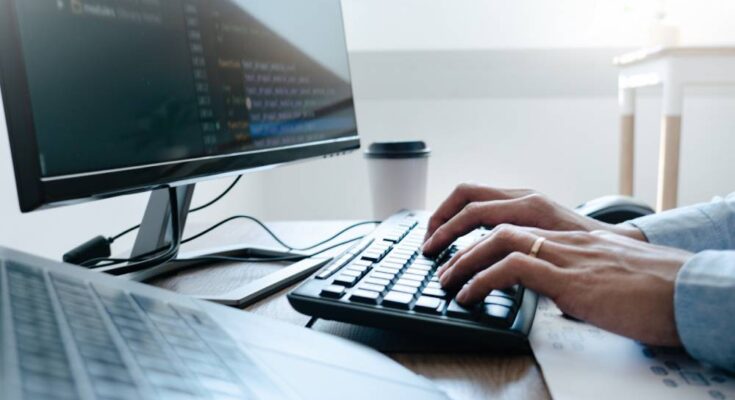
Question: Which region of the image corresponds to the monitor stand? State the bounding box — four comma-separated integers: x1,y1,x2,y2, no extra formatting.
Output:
115,184,332,308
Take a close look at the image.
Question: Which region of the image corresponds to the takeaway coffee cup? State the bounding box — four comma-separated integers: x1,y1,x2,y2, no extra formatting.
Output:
364,141,431,220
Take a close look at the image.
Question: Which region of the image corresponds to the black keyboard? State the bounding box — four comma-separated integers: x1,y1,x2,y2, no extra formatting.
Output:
288,211,538,350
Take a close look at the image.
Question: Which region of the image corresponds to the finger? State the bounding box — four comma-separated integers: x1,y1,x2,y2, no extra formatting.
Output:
438,226,587,279
424,184,531,241
438,224,540,278
455,252,566,305
436,236,489,278
440,225,570,289
437,223,518,278
436,234,485,277
423,196,530,256
439,224,535,289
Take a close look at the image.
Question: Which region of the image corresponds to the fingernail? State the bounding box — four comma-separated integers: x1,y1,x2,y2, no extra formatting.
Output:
422,240,432,254
439,273,448,287
456,288,469,303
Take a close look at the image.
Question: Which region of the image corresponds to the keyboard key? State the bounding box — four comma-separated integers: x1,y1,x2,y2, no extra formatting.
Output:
422,287,448,298
332,274,359,287
316,267,339,279
381,292,413,309
362,251,382,262
402,271,428,281
391,285,418,295
380,260,405,270
407,264,432,272
374,266,400,275
372,242,391,251
370,272,395,282
406,264,431,274
320,285,346,298
499,285,521,298
365,277,391,286
341,269,362,278
350,290,381,304
484,295,514,308
351,259,373,268
413,296,443,314
390,247,415,255
446,300,478,320
413,256,434,265
393,245,418,254
357,283,386,294
483,304,512,324
395,255,416,264
485,291,510,300
425,281,442,290
132,295,177,318
90,378,140,399
346,264,370,275
395,278,421,288
21,372,77,397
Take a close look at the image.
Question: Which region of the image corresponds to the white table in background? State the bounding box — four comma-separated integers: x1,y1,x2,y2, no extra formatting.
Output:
615,46,735,211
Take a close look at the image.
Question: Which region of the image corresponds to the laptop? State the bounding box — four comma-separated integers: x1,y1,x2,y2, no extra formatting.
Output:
0,246,448,400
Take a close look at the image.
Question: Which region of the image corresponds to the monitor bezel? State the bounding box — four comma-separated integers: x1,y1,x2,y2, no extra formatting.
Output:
0,0,360,213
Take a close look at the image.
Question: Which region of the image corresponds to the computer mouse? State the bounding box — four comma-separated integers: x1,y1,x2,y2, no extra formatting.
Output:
575,195,654,224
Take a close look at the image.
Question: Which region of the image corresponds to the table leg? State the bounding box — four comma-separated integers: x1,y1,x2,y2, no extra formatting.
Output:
618,88,636,196
656,116,682,211
656,84,683,211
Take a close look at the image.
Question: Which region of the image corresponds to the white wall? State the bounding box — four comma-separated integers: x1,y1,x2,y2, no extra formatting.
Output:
254,93,735,220
341,0,735,50
253,0,735,219
0,93,266,258
2,0,735,259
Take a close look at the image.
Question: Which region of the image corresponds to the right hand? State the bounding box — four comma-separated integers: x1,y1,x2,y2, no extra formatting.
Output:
422,183,645,256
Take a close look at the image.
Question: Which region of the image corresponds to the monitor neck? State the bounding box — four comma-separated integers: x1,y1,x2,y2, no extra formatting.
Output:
130,185,195,261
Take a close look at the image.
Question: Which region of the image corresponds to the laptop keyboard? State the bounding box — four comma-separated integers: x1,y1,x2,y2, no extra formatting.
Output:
8,264,81,399
3,261,273,400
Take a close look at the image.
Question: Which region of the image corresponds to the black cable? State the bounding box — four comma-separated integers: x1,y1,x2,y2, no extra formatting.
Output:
181,216,379,250
75,175,378,271
84,189,181,270
174,235,364,264
109,175,241,243
110,225,140,242
83,187,182,275
85,217,378,270
189,175,242,213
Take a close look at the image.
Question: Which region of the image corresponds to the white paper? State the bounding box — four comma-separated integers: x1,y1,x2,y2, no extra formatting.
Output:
530,297,735,400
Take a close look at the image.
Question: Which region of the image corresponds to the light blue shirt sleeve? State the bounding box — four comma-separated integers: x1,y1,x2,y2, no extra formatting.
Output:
625,193,735,372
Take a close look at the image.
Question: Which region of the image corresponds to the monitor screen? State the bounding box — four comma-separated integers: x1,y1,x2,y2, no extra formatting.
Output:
1,0,359,210
16,0,356,178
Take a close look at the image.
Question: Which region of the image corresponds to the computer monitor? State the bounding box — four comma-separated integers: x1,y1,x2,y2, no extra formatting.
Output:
0,0,358,212
0,0,359,296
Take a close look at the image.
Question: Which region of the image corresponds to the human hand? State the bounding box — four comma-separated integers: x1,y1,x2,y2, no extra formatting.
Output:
437,224,693,346
422,183,645,256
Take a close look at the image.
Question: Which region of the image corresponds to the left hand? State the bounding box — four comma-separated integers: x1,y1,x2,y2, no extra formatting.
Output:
437,224,693,346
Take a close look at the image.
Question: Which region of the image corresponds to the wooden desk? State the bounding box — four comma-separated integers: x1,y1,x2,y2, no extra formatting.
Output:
149,220,551,400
